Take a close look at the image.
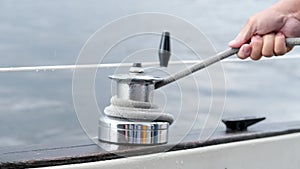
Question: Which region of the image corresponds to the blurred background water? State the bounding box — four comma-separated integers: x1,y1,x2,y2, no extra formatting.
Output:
1,0,300,148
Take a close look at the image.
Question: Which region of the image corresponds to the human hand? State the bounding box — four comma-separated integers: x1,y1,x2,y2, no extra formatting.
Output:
229,0,300,60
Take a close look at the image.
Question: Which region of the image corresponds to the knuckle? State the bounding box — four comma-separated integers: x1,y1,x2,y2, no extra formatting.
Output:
263,52,273,57
237,50,248,59
251,38,263,45
274,49,285,56
237,55,247,60
274,46,287,56
250,54,261,60
262,49,273,57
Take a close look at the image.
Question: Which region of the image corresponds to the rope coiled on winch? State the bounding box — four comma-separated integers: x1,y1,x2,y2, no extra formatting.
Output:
104,96,174,124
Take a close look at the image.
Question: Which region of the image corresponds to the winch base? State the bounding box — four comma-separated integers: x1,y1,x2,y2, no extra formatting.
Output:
98,116,169,145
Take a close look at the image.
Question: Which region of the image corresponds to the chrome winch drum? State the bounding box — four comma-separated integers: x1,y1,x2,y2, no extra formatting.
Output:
98,74,173,145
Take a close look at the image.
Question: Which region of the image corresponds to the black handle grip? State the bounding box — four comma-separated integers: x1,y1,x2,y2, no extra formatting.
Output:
159,31,171,67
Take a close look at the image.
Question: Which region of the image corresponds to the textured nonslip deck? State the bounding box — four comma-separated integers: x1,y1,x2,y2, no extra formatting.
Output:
1,121,300,169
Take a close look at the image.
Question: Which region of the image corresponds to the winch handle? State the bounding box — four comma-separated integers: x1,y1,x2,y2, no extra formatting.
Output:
155,37,300,89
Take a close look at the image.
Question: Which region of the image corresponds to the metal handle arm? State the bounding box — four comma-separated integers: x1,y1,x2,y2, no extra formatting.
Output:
155,37,300,89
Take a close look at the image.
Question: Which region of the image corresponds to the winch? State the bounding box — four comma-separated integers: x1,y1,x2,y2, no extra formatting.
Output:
98,31,300,145
98,32,174,145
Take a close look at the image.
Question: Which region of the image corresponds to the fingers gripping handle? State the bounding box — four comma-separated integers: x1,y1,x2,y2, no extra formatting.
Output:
155,37,300,89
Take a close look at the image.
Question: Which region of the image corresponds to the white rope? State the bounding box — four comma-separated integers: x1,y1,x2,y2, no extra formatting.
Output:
104,96,174,124
0,63,130,73
0,38,299,73
0,60,221,73
0,55,299,73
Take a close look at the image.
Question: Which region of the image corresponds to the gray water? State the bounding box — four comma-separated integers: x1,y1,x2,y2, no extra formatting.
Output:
1,0,300,149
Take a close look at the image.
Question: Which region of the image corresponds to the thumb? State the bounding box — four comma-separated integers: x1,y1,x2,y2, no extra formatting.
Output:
228,21,255,48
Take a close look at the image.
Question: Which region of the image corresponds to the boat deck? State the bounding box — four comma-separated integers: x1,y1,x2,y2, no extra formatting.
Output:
1,121,300,168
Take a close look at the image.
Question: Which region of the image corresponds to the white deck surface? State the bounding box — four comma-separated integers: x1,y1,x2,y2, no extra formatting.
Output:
40,132,300,169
